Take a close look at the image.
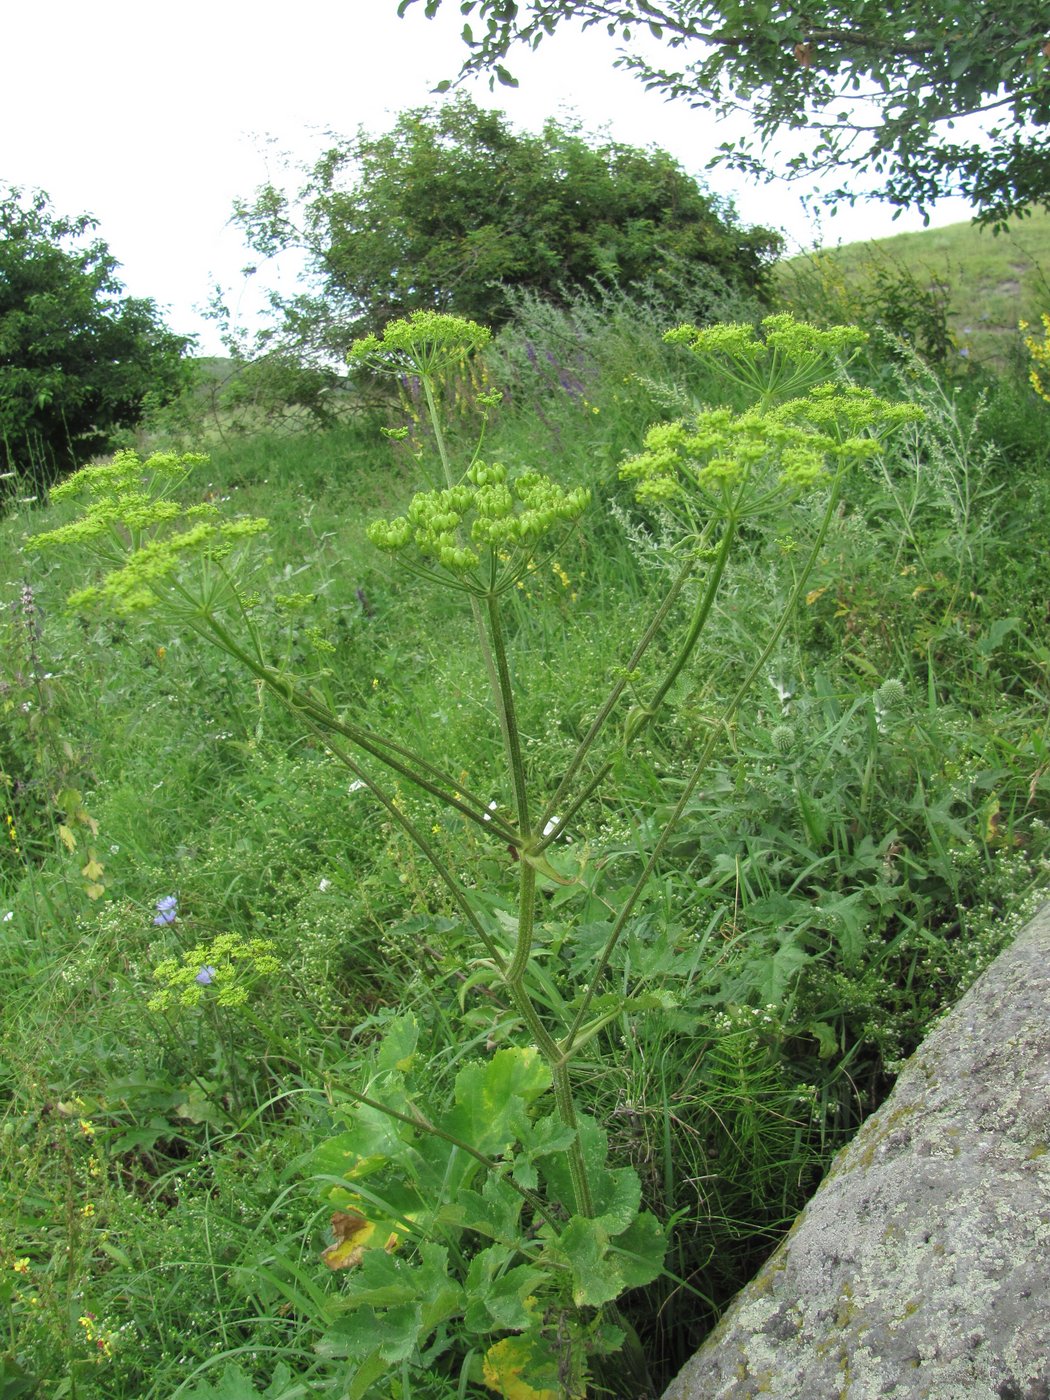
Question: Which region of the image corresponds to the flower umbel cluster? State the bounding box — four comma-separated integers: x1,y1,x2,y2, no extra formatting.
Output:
148,932,281,1011
621,383,923,516
771,383,924,440
32,449,267,614
620,411,822,512
665,312,867,404
368,461,589,590
349,310,492,379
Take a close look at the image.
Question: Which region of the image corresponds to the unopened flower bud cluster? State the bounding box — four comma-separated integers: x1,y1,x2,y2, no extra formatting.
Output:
368,461,589,578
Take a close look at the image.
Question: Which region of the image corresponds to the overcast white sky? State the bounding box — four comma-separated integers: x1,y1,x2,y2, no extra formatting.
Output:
2,0,975,354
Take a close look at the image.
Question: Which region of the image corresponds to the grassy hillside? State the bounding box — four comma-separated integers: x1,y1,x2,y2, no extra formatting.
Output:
1,292,1049,1398
778,207,1050,370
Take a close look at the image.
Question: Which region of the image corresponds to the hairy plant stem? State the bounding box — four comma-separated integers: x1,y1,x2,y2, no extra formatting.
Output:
640,516,738,718
270,701,510,976
479,583,594,1214
161,593,510,973
172,579,598,1205
537,544,699,838
483,589,530,837
504,860,594,1217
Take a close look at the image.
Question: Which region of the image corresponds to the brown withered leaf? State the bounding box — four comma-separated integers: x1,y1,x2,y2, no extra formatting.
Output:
321,1210,378,1270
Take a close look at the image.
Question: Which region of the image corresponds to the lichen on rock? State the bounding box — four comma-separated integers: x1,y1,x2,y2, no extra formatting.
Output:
663,901,1050,1400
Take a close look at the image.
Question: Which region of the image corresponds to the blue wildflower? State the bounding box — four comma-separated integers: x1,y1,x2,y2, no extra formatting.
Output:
153,895,178,926
195,965,217,986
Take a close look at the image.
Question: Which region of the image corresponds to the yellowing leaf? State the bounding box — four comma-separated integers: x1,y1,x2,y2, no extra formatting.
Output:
805,586,826,606
320,1210,399,1271
322,1210,376,1269
58,824,77,852
84,883,106,901
81,857,105,881
482,1335,563,1400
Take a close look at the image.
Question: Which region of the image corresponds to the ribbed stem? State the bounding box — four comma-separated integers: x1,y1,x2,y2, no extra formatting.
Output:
484,590,530,838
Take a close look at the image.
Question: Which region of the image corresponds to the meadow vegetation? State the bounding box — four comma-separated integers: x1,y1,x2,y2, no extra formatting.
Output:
778,206,1050,372
1,243,1049,1399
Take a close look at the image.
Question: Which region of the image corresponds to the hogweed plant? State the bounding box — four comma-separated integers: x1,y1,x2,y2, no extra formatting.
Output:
34,309,921,1398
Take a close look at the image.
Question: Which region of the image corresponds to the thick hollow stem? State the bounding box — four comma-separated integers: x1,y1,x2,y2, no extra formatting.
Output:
271,696,510,976
537,546,700,836
182,606,519,842
503,858,593,1217
484,589,530,838
422,375,455,490
640,515,737,721
420,369,516,779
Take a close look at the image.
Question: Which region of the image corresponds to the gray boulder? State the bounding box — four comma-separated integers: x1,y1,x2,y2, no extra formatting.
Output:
662,900,1050,1400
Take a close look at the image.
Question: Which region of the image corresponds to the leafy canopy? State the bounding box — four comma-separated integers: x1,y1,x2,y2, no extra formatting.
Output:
228,95,781,360
0,187,192,493
398,0,1050,226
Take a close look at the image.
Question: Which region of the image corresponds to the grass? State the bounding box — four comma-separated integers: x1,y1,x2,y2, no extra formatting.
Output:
1,284,1049,1398
778,205,1050,371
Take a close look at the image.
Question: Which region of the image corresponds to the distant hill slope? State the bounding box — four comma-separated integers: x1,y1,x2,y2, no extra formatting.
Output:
776,209,1050,369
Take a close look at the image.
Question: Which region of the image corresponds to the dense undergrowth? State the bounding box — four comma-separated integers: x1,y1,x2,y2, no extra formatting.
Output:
1,278,1049,1399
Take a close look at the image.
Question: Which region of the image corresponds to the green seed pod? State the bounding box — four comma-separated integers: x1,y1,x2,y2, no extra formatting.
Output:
770,724,795,755
876,678,907,711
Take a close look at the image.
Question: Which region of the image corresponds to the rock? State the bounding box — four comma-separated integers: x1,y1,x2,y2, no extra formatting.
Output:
662,901,1050,1400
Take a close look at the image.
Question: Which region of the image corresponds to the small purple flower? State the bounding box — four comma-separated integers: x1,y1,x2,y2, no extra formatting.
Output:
195,965,217,986
557,366,587,401
399,372,422,403
153,895,178,926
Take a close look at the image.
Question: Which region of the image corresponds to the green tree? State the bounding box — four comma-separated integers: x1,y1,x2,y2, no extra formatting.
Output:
0,187,192,493
398,0,1050,226
228,95,781,360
